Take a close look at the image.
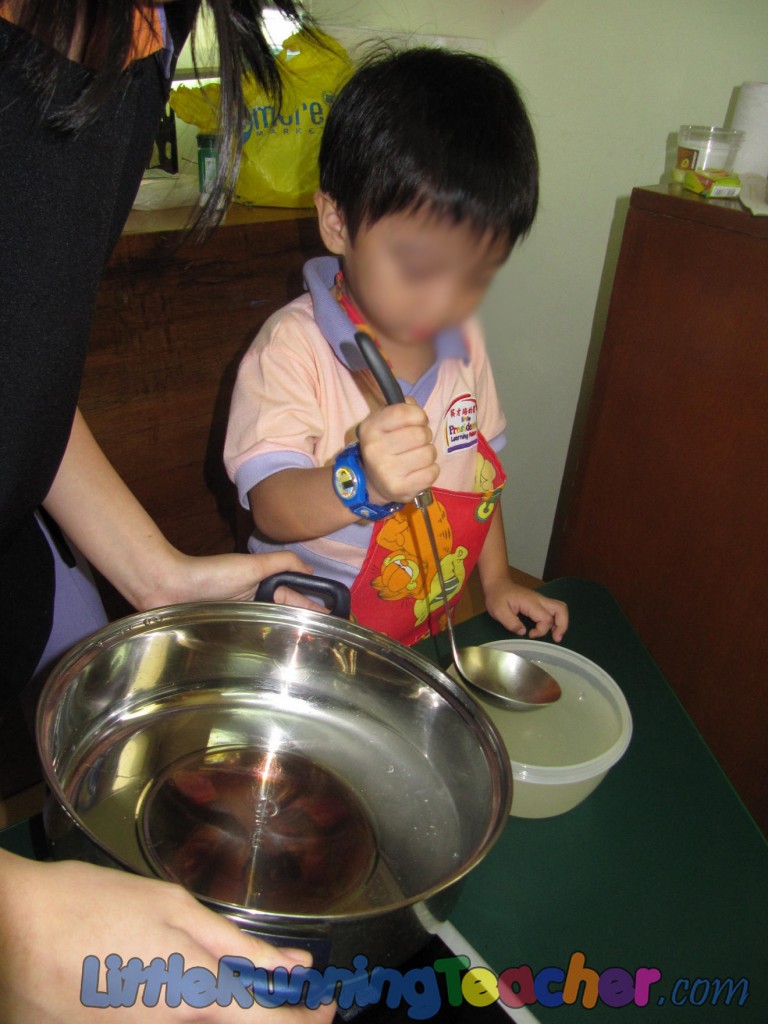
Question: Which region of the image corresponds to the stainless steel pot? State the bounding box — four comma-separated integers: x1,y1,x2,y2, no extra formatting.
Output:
36,598,511,968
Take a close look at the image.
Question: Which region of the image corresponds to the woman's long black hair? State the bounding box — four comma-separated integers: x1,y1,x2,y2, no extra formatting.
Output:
11,0,311,221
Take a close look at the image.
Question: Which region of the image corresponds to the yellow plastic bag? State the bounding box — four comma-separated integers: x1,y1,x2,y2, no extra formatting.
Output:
170,30,352,207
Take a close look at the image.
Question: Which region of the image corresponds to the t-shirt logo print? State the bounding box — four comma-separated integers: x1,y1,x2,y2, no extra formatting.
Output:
444,394,478,453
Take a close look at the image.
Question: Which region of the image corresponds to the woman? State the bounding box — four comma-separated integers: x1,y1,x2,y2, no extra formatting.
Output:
0,3,334,1020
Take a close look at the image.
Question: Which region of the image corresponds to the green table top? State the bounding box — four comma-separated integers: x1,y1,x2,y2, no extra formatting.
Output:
417,577,768,1022
2,578,766,1022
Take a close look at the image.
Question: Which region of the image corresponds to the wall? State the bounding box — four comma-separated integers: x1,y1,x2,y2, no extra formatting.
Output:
308,0,768,575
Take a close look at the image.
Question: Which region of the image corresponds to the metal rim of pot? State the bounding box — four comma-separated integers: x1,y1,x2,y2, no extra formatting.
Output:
36,599,513,930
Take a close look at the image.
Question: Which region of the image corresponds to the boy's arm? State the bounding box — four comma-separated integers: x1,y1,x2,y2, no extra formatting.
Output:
249,402,439,542
250,466,357,541
476,508,568,642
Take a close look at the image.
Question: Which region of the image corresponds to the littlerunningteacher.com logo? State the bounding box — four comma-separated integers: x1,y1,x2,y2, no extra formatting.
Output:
80,951,750,1016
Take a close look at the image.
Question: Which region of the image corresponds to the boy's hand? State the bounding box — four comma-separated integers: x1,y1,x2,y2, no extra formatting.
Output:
483,576,569,643
357,399,439,504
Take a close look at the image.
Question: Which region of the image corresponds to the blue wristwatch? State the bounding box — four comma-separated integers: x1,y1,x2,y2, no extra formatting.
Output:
332,443,402,521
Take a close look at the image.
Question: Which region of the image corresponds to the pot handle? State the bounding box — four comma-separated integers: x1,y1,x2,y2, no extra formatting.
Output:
230,933,332,973
255,572,351,620
227,919,333,978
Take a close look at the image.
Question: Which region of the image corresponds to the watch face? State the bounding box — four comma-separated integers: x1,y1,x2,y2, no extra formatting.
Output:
335,464,359,500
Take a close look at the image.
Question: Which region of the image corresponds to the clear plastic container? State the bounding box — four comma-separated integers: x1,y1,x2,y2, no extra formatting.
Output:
673,125,744,183
473,641,633,818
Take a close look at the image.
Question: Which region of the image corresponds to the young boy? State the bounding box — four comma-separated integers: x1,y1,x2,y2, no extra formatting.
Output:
225,47,568,646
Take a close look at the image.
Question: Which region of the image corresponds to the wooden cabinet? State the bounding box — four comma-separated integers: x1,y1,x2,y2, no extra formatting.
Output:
547,185,768,834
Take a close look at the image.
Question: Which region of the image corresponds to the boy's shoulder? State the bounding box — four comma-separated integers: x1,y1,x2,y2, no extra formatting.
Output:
252,292,326,353
461,315,490,361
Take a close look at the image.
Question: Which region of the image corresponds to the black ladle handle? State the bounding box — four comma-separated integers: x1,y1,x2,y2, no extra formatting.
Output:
355,332,434,511
255,571,351,619
356,332,406,405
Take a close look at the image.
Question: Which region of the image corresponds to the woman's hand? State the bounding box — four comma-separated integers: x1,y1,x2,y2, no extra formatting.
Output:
137,548,326,612
0,851,336,1023
43,410,326,613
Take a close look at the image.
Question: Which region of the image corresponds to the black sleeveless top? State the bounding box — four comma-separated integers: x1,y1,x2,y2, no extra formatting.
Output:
0,7,194,700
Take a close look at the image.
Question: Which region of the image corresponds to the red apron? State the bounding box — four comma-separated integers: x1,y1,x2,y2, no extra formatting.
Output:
349,434,506,646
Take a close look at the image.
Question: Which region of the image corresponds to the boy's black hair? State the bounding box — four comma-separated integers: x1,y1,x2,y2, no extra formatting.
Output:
319,46,539,246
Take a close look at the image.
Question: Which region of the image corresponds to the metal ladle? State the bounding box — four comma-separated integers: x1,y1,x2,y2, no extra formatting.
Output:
355,332,561,710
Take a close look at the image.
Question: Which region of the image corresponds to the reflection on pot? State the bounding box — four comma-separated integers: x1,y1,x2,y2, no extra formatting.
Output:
137,746,378,913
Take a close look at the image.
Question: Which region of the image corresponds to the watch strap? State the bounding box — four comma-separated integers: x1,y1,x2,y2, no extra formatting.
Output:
332,443,402,521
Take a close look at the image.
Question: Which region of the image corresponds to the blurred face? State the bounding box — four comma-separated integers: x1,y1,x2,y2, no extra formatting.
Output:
317,198,511,350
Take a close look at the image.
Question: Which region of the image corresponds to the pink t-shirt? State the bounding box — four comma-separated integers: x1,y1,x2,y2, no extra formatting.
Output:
224,257,507,590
